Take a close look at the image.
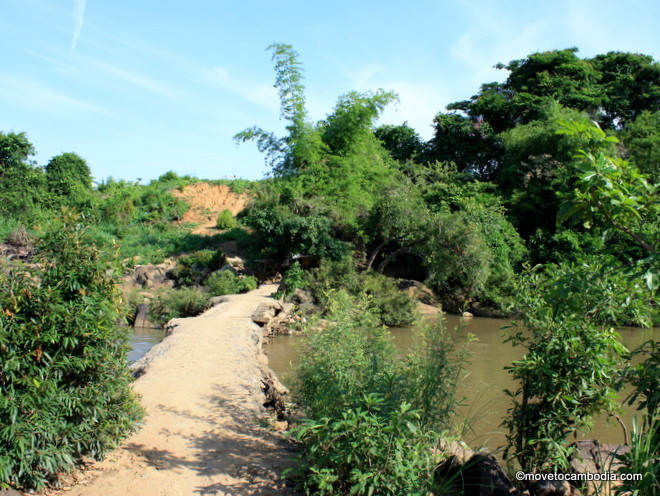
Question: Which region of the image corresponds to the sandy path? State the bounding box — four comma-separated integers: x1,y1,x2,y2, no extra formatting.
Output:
54,284,297,496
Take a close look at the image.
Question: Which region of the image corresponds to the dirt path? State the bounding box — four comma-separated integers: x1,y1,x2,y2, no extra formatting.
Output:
52,284,297,496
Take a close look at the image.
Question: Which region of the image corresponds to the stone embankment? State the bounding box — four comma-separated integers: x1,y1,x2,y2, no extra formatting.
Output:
46,284,297,496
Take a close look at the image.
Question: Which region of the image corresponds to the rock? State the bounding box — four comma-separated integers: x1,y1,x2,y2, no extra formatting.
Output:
209,295,229,307
263,303,296,337
462,311,475,319
133,303,155,328
0,488,22,496
461,453,516,496
290,288,313,305
261,368,289,419
436,451,515,496
470,302,501,318
418,302,442,315
398,279,439,305
438,439,475,465
569,440,629,495
289,289,321,315
251,301,282,325
528,480,572,496
125,261,175,290
219,263,239,275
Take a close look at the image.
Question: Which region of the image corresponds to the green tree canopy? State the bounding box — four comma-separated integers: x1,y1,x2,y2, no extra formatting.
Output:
45,152,92,198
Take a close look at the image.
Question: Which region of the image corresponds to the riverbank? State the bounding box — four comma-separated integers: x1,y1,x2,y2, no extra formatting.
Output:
41,284,297,496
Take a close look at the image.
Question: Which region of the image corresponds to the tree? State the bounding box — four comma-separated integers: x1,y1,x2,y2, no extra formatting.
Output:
592,51,660,129
557,119,658,257
620,110,660,183
0,132,46,218
447,49,659,135
426,113,503,180
45,152,92,198
374,122,425,163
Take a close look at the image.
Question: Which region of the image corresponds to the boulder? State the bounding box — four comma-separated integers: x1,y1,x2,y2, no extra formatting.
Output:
569,440,628,495
435,451,515,496
251,301,282,325
209,295,229,307
398,279,439,305
126,261,175,290
133,303,155,328
528,480,573,496
461,453,516,496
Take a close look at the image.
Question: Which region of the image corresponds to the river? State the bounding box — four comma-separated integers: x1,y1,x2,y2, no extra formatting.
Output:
127,326,166,363
264,314,659,451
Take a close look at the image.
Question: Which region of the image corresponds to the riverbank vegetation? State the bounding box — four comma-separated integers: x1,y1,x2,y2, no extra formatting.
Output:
0,43,657,493
237,44,658,494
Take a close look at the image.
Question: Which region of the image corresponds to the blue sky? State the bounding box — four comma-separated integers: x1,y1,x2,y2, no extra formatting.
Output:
1,0,658,183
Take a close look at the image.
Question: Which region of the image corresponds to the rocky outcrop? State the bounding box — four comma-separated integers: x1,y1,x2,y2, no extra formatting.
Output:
123,261,175,290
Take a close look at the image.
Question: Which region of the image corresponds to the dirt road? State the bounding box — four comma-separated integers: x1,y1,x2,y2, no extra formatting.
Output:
54,284,297,496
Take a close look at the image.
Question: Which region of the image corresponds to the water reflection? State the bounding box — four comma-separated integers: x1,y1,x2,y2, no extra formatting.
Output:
264,315,659,450
127,327,166,363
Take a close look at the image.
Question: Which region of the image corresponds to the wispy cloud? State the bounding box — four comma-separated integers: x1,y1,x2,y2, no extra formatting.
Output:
89,59,180,98
205,66,278,113
70,0,86,52
0,73,108,116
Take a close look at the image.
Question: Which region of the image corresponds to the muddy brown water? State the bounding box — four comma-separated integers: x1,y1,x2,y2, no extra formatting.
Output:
264,314,659,452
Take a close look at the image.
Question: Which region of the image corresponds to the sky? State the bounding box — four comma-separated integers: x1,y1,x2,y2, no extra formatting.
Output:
1,0,658,184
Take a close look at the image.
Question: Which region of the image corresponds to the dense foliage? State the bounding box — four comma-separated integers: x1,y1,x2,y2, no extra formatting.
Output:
0,42,657,492
0,216,143,489
288,293,467,495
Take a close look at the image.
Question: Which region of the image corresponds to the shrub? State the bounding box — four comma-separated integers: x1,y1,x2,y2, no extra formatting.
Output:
289,292,467,495
278,261,309,297
306,257,417,326
206,270,258,296
503,267,628,473
148,287,210,324
289,395,439,496
170,249,226,287
0,215,143,489
216,209,237,230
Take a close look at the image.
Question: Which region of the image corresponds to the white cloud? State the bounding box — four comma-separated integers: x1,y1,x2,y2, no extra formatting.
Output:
89,60,179,98
205,66,279,113
376,81,451,139
70,0,86,52
0,73,108,116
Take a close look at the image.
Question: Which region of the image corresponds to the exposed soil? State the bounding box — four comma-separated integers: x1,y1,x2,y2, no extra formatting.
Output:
43,285,299,496
171,183,250,235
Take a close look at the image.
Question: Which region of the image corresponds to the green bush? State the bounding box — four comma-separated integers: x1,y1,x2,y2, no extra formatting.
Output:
0,215,143,489
278,261,309,297
288,395,439,496
149,287,210,324
171,249,226,287
216,209,237,230
206,270,257,296
289,292,467,495
306,257,417,326
503,267,628,473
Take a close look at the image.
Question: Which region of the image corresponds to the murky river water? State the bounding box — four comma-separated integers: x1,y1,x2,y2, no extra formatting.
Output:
127,326,166,363
264,314,659,451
